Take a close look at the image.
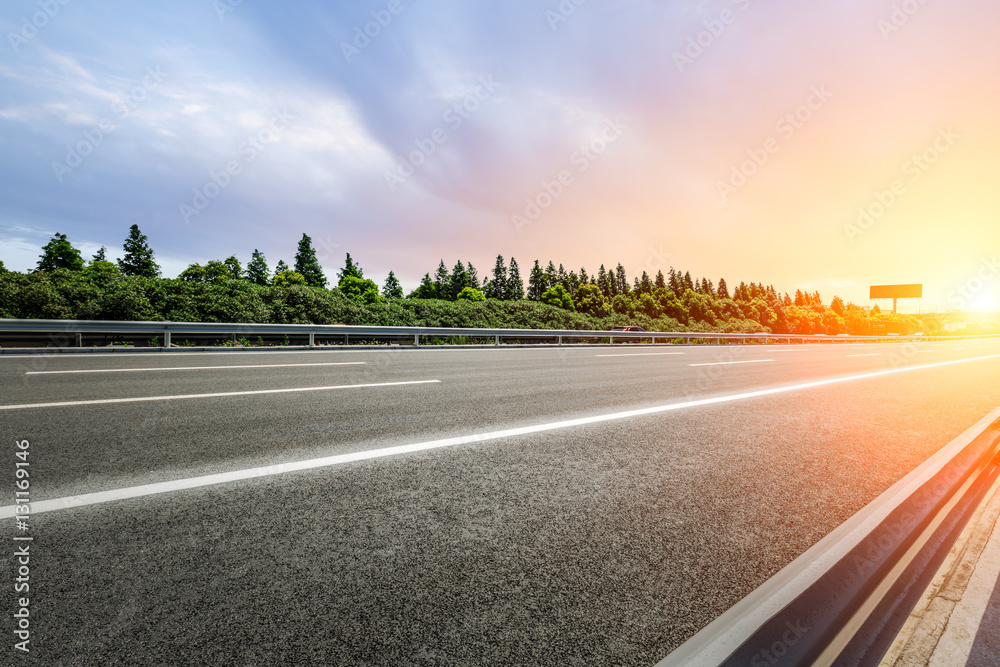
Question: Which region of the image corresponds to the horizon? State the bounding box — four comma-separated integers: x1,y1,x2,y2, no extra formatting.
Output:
2,1,999,312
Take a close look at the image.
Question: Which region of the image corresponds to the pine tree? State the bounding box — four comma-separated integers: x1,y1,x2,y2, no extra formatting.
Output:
294,234,327,287
507,258,524,299
434,260,450,296
382,271,403,299
450,260,469,300
274,260,289,281
487,255,507,300
557,263,568,289
717,278,729,299
92,246,107,262
579,267,590,285
37,233,84,272
544,261,558,289
528,260,547,301
118,224,160,277
246,249,270,285
655,270,666,290
597,265,610,297
466,262,479,290
682,271,694,292
668,268,681,293
338,253,364,282
615,263,630,295
640,271,652,294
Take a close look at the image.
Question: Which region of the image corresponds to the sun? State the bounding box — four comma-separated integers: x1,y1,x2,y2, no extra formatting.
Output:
971,290,999,312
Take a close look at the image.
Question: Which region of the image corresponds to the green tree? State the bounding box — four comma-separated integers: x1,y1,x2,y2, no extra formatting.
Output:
717,278,729,299
339,275,383,304
338,253,364,283
82,259,121,286
408,273,438,299
449,260,469,300
486,255,507,300
655,270,666,290
507,258,524,300
382,271,403,299
575,283,606,317
273,269,307,287
544,261,558,289
36,233,84,272
456,286,485,301
615,264,630,295
271,259,290,284
294,234,327,287
528,260,546,301
92,246,107,262
224,255,242,279
246,249,270,285
542,284,574,310
433,260,450,297
118,224,160,277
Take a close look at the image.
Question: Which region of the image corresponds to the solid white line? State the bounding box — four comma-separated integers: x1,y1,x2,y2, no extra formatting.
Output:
0,349,369,359
25,362,366,375
847,353,880,357
594,353,685,357
688,360,774,367
8,352,998,519
0,380,440,411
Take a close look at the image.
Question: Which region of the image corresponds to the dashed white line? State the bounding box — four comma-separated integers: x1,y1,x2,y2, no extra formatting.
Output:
595,353,685,357
25,362,366,375
5,353,999,518
688,360,774,367
0,380,440,411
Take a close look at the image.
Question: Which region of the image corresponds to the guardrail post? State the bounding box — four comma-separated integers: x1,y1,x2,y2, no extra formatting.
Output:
163,331,171,348
344,333,349,346
494,334,500,346
414,334,419,346
309,333,315,348
75,333,82,347
558,335,563,346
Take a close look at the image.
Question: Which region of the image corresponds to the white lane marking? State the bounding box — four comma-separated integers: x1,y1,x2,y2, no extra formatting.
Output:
0,350,369,359
688,360,774,367
25,362,366,375
11,353,999,519
0,380,440,411
847,353,880,357
594,353,685,357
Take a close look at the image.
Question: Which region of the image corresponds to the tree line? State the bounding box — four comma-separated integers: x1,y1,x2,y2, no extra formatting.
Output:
8,226,922,336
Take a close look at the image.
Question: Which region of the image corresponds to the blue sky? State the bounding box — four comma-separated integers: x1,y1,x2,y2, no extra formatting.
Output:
2,0,999,310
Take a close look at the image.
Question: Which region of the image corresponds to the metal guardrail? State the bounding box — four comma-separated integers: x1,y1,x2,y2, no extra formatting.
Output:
0,318,996,350
658,408,1000,666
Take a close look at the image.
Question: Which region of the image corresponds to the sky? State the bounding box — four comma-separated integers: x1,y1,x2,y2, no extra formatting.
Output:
1,0,998,312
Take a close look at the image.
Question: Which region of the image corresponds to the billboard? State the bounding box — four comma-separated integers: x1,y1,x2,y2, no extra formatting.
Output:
870,284,922,299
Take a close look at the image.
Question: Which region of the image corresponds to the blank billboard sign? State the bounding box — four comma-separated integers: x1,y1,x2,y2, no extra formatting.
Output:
870,284,923,299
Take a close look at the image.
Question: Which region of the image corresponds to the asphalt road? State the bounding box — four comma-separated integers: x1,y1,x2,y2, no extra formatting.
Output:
2,339,1000,665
